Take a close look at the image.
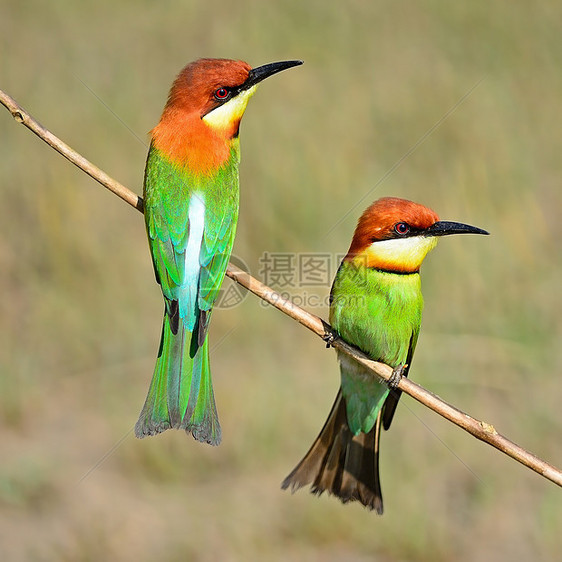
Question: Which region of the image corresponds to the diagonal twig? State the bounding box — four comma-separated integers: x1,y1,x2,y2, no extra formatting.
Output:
1,87,561,488
0,89,143,212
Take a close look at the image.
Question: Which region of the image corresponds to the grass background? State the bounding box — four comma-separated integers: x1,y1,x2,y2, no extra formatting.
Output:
1,1,561,560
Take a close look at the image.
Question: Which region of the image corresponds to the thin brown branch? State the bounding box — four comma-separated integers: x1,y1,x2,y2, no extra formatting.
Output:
2,87,561,488
0,89,143,212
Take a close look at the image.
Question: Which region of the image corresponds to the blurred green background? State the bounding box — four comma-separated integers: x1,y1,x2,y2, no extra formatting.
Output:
1,1,561,560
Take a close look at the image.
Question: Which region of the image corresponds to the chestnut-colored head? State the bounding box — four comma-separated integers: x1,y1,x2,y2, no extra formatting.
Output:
345,197,488,273
150,58,302,174
164,59,252,125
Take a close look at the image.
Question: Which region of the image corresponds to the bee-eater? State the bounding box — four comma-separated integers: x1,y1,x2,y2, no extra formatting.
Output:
135,58,302,445
282,197,488,513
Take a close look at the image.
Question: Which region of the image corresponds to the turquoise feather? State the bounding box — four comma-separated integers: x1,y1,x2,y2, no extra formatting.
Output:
135,143,240,445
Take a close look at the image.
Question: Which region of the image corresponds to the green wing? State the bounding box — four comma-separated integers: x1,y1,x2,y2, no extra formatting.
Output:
136,145,239,444
330,262,423,434
143,145,239,339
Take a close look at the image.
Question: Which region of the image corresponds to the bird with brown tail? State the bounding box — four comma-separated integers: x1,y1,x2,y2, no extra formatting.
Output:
282,197,488,512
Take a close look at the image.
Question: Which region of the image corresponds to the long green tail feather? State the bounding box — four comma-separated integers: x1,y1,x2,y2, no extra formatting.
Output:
134,312,221,445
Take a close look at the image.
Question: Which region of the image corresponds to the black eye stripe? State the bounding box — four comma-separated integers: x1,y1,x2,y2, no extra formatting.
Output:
371,224,422,242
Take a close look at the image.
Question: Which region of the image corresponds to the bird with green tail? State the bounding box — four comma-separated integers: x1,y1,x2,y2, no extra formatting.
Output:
135,58,302,445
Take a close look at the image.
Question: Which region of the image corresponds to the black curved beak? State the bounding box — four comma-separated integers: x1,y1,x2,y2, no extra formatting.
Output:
426,220,489,237
241,60,303,91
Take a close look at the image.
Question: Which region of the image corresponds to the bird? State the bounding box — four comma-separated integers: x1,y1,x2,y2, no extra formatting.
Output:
135,58,303,446
282,197,488,513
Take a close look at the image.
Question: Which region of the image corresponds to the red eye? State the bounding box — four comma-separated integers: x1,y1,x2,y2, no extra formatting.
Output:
394,222,410,235
214,88,229,100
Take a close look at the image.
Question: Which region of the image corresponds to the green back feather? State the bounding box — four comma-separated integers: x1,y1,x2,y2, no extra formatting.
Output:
330,261,423,434
143,143,240,325
136,142,240,444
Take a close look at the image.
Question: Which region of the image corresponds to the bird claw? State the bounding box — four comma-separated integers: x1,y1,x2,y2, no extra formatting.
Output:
322,330,337,348
388,364,407,389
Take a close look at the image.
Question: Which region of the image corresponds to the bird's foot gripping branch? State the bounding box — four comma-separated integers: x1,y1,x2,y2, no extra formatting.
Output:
388,364,407,389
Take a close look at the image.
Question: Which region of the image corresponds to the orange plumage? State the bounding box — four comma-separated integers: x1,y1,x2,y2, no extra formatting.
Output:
346,197,439,257
151,59,252,174
343,197,440,273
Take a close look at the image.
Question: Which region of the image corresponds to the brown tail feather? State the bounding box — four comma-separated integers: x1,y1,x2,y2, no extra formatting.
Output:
281,389,383,514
